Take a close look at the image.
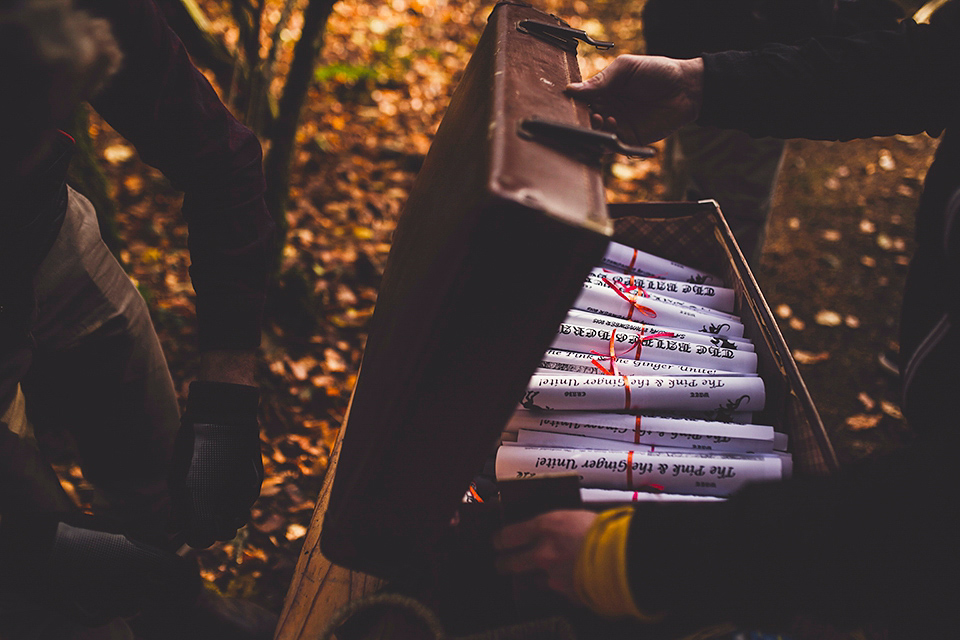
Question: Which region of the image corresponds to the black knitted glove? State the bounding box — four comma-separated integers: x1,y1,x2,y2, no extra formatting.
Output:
0,515,200,626
170,381,263,549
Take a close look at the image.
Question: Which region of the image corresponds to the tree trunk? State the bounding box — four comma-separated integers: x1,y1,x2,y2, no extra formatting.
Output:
262,0,338,270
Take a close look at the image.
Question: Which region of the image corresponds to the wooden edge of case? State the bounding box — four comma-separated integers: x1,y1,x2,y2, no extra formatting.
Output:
274,391,385,640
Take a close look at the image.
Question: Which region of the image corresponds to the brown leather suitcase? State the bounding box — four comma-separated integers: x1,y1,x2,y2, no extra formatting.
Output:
275,3,838,638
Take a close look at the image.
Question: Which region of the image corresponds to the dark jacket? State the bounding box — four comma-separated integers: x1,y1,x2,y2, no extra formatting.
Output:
626,5,960,636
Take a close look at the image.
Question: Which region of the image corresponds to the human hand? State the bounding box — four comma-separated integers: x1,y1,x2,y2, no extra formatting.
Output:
170,380,263,549
493,509,598,602
565,55,704,146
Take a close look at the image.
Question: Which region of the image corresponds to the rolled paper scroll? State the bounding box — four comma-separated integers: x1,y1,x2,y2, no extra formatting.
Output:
521,374,765,412
550,323,758,374
510,429,693,452
537,348,750,378
658,410,755,425
506,410,777,454
495,445,786,496
573,280,744,337
565,310,753,351
600,240,723,286
580,488,725,503
587,269,736,313
585,277,741,322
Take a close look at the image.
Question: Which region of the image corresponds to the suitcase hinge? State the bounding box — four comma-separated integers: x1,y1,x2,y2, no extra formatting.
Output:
516,19,614,52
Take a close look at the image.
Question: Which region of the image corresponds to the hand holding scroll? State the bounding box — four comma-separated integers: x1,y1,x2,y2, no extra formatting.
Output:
494,509,599,603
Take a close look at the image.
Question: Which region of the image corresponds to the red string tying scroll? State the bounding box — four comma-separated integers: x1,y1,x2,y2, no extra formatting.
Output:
627,449,665,493
590,328,677,374
600,276,657,321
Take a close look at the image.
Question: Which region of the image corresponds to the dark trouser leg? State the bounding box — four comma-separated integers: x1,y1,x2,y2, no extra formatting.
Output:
1,392,137,640
1,383,78,517
21,187,181,547
1,189,181,638
664,124,787,267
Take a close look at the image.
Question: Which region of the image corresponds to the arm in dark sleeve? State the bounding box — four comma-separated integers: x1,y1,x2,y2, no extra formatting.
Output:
82,0,274,351
624,428,960,633
698,13,960,141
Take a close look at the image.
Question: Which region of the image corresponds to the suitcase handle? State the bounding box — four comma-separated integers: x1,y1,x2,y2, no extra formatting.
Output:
516,19,614,52
518,117,656,159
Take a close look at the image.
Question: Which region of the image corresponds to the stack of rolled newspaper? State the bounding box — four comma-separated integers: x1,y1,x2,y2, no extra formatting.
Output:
495,240,792,503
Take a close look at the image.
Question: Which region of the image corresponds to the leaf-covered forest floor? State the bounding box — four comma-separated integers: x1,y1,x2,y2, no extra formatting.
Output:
69,0,937,614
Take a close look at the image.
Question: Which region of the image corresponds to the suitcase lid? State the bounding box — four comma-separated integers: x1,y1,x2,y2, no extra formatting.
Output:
320,1,615,578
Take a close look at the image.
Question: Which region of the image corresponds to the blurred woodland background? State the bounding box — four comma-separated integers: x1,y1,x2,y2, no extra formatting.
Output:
59,0,937,613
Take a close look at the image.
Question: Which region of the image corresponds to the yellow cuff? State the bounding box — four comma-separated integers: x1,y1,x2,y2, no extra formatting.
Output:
573,506,664,621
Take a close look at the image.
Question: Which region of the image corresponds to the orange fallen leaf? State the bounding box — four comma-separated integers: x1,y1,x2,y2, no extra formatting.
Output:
857,392,876,411
878,149,895,171
285,524,307,541
793,350,830,365
243,546,269,563
324,348,347,373
287,356,318,381
847,414,882,430
815,310,842,326
260,476,284,497
103,143,134,165
896,184,915,198
123,174,144,196
336,284,358,306
352,226,375,240
309,374,335,389
880,401,903,420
